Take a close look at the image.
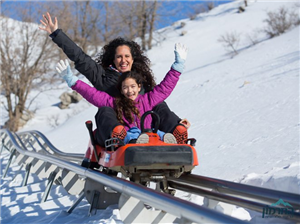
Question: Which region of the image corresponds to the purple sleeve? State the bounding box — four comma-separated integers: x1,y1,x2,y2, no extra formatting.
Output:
71,80,114,108
142,68,181,108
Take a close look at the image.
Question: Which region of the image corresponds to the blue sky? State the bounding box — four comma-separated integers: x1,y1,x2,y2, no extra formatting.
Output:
156,0,232,28
0,1,232,29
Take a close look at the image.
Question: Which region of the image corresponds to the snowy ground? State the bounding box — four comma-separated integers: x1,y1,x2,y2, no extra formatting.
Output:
1,0,299,223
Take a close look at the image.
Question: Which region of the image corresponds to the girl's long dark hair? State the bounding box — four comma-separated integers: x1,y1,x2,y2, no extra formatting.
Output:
114,71,145,125
95,37,156,92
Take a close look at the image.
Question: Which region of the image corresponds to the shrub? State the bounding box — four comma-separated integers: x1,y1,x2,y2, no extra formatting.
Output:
180,22,186,28
180,30,187,36
206,2,215,11
246,28,261,46
263,6,300,38
218,31,241,55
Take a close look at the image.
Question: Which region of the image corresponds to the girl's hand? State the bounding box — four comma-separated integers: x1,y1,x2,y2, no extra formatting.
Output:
39,12,58,34
175,43,188,60
172,43,188,73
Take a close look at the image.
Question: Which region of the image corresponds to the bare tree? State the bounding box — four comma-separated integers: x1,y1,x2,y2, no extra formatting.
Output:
218,31,241,55
64,1,103,55
0,3,60,131
263,6,300,38
136,0,161,50
46,1,114,56
101,2,122,43
137,1,148,50
147,0,158,50
115,2,139,40
114,1,161,50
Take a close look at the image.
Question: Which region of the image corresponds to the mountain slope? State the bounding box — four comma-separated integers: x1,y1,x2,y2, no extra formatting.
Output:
17,0,299,190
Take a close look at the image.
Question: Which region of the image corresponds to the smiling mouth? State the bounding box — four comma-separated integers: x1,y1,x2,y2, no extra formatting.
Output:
127,94,135,99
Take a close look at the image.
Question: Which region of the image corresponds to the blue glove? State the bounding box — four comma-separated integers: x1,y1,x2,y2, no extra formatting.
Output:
123,127,141,144
171,43,188,73
56,59,78,87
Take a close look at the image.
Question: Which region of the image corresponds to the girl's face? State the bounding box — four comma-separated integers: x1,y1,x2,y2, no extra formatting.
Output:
114,45,133,73
121,77,141,101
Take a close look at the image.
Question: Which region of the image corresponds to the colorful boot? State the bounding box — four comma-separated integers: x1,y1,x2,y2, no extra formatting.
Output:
111,125,127,141
173,124,188,144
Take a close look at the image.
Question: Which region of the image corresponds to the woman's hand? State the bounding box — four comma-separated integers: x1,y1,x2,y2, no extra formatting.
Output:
39,12,58,34
180,118,191,129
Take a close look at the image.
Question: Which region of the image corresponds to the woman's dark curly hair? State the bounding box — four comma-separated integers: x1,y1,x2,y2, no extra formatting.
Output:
95,37,156,92
114,71,145,125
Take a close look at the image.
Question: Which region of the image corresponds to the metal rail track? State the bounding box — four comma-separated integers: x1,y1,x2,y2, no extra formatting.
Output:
168,175,300,222
1,129,299,223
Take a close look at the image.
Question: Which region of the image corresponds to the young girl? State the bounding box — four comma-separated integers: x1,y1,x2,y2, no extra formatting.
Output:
56,43,187,144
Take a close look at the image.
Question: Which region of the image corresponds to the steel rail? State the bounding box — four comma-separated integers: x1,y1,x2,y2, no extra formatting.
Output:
7,128,300,222
0,129,247,224
168,175,300,222
169,174,300,208
16,130,84,161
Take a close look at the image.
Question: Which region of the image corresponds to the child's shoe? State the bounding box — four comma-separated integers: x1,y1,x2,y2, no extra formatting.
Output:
111,125,127,141
173,124,188,144
163,133,177,144
136,133,149,144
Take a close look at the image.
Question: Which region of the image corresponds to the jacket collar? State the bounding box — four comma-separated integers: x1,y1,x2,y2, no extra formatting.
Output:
109,65,122,75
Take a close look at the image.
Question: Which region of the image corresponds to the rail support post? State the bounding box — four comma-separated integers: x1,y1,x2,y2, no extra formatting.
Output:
88,190,100,216
0,138,4,156
3,148,16,178
11,164,24,182
41,171,57,203
22,163,32,186
204,197,236,216
67,190,85,214
0,138,10,156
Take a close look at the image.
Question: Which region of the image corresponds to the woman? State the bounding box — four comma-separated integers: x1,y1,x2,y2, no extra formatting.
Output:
56,42,186,144
39,12,190,146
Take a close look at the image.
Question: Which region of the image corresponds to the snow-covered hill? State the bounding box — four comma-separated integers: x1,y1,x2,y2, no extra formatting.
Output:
1,0,299,223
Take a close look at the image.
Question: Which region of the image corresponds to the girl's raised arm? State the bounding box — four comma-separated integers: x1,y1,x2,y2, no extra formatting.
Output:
144,43,188,108
56,60,113,108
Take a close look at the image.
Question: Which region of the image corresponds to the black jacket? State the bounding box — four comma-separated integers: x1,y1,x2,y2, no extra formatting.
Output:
51,29,122,97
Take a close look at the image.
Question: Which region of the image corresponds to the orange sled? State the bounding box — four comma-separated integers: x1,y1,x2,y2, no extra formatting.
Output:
82,111,198,184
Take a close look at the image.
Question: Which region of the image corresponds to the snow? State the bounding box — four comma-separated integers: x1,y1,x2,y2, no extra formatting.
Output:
1,0,299,223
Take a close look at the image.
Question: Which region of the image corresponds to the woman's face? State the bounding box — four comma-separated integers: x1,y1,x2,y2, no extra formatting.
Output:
121,77,141,101
114,45,134,73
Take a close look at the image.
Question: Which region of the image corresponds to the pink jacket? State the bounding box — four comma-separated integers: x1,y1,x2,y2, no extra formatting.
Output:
72,68,181,130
